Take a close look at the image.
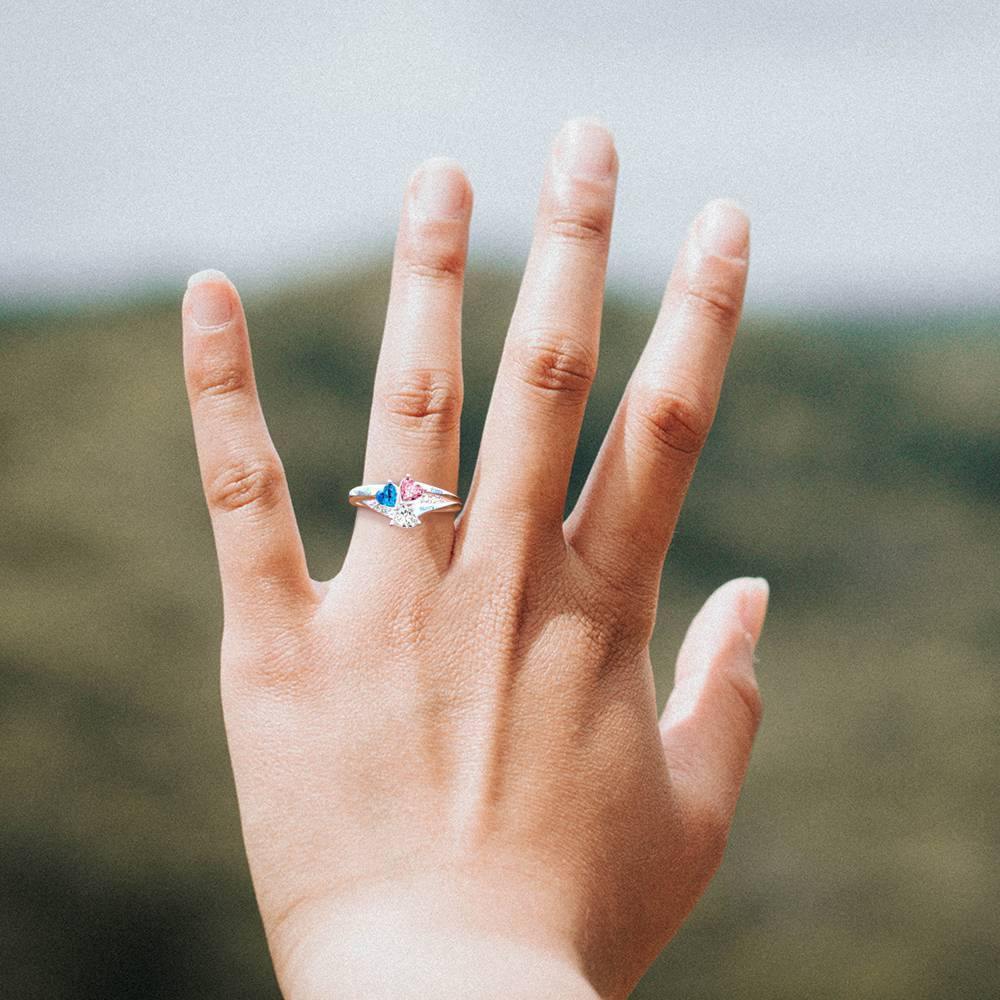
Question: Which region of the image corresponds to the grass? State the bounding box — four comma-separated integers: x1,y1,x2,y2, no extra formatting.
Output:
1,262,997,998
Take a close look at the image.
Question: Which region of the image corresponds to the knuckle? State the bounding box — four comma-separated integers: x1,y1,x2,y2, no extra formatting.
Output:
727,669,764,731
547,206,612,247
222,630,321,696
188,353,249,400
573,553,658,637
682,275,742,326
381,367,462,432
633,385,713,457
511,331,597,405
402,254,465,283
207,456,285,514
581,607,649,669
400,230,467,283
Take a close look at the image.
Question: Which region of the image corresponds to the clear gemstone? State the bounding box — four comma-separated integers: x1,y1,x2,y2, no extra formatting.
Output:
390,506,421,528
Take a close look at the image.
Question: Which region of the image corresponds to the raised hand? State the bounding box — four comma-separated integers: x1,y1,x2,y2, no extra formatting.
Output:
182,117,767,999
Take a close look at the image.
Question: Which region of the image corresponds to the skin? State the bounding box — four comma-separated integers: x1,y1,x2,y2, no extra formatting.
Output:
181,117,769,999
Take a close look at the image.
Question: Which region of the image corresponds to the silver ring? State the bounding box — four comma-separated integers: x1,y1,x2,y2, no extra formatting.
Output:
348,474,462,528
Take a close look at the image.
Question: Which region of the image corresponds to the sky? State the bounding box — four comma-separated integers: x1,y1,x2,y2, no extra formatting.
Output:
2,1,999,311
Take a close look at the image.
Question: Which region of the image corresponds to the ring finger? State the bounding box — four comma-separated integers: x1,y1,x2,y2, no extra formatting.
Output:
460,118,618,554
344,157,472,574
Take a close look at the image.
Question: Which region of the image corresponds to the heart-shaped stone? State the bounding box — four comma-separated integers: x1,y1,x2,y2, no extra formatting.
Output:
399,475,425,501
375,481,398,507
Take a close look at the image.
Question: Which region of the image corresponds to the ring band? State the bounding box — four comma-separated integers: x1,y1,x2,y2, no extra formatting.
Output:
348,474,462,528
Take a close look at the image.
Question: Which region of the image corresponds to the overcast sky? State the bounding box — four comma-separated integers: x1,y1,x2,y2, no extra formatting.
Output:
2,1,998,310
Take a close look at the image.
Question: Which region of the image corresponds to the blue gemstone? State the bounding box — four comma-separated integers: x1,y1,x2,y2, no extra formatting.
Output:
375,482,397,507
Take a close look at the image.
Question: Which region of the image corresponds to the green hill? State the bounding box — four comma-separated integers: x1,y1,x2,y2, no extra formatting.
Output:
1,264,997,999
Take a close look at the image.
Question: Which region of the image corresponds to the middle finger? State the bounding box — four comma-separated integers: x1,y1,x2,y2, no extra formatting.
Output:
460,118,618,551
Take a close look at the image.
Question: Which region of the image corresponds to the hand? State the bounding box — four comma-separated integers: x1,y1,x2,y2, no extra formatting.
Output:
182,117,768,999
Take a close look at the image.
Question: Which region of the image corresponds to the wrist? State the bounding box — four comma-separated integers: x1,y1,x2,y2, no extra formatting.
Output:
268,872,601,1000
281,927,600,999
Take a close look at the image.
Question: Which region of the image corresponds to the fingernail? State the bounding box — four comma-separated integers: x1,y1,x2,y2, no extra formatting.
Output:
553,116,617,180
412,158,468,220
696,199,749,261
186,270,234,328
739,577,770,647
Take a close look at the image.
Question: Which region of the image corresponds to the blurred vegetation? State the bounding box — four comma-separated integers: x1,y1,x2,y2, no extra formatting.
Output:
1,262,997,999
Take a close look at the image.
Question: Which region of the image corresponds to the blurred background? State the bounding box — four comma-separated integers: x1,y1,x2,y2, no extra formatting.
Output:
2,2,998,997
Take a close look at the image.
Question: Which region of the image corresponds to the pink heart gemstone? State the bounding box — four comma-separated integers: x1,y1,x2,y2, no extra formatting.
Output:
398,475,425,501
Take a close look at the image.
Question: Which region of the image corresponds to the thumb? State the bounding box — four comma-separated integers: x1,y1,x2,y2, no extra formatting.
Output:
660,577,769,827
